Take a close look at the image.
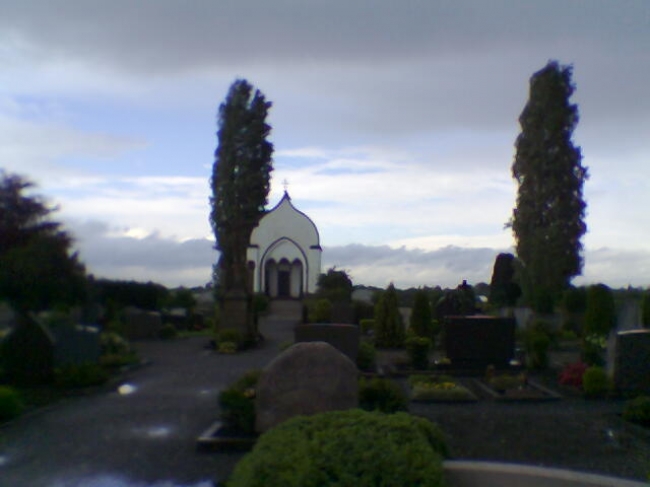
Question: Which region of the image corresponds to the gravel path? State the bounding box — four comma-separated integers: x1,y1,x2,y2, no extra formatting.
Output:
0,324,648,485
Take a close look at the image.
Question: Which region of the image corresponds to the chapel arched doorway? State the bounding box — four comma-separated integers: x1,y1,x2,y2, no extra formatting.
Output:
264,258,303,299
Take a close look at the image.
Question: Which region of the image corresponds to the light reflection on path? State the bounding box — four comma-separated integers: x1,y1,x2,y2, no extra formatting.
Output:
48,475,216,487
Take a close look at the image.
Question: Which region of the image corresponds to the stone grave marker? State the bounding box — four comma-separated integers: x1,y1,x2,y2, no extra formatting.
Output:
255,341,358,433
124,307,162,340
52,324,101,366
609,329,650,393
443,315,516,368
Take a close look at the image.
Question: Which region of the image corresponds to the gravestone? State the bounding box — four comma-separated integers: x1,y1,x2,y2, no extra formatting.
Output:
294,324,360,361
255,341,358,433
609,329,650,393
124,307,162,340
443,315,516,368
52,324,101,366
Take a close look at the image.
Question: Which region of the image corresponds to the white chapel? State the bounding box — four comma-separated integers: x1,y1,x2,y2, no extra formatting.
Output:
247,191,322,299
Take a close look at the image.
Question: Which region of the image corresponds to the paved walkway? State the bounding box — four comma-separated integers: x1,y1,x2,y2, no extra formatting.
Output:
0,319,295,487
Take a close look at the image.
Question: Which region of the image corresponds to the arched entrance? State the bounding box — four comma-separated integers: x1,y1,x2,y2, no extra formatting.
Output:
264,258,303,299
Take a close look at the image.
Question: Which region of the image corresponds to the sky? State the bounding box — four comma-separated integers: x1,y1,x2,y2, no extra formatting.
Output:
1,1,649,290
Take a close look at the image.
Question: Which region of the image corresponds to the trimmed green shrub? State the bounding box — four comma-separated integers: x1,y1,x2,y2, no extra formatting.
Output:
228,409,447,487
218,341,237,354
100,331,132,356
405,336,431,370
159,323,177,340
623,396,650,427
216,328,244,349
358,377,408,413
584,284,616,336
218,370,261,434
308,298,332,323
54,363,110,389
356,341,376,371
359,318,375,335
582,366,609,398
0,386,23,421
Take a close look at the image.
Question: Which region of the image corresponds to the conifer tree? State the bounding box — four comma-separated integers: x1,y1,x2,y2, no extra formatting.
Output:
374,283,405,348
511,61,588,311
409,289,433,338
210,80,273,295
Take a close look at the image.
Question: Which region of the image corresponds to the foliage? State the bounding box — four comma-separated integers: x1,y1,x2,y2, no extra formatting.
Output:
0,386,23,421
54,363,109,389
359,318,375,335
216,328,244,349
95,279,169,312
356,341,376,372
166,287,196,310
316,267,353,303
252,293,270,316
228,409,447,487
0,171,87,312
510,61,587,310
218,369,261,434
582,333,607,366
558,362,588,388
307,298,332,323
100,332,132,356
523,321,552,369
623,396,650,427
411,382,476,402
582,366,609,398
489,253,522,307
488,374,525,392
98,352,139,368
562,286,587,314
374,283,405,348
410,289,434,338
218,341,237,354
210,79,273,305
405,336,431,370
159,324,178,340
584,284,616,336
358,377,408,413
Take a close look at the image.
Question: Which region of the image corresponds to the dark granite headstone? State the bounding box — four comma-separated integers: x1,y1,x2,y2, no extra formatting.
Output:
124,307,162,340
294,324,360,361
612,329,650,393
52,325,101,366
443,315,516,368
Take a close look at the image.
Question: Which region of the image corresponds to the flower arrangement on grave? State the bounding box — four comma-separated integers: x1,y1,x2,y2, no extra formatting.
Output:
408,374,476,402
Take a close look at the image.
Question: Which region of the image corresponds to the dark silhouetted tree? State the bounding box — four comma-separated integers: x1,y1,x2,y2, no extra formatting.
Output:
510,61,588,312
488,253,521,307
317,267,353,303
209,79,273,336
584,284,616,336
410,289,433,338
0,172,86,312
374,283,404,348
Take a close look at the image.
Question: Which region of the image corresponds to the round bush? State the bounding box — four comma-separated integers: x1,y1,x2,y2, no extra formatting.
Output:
582,366,609,398
228,409,447,487
0,386,23,421
623,395,650,427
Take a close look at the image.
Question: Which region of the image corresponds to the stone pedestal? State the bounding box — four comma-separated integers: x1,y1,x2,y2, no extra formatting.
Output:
221,292,252,337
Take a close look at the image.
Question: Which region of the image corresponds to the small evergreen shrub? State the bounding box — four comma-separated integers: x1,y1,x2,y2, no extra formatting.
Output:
159,323,177,340
218,370,261,434
356,341,376,371
582,366,609,398
100,332,132,356
623,396,650,427
54,363,110,389
359,319,375,335
524,323,552,369
0,386,23,421
358,377,408,413
405,336,431,370
374,284,405,348
228,409,448,487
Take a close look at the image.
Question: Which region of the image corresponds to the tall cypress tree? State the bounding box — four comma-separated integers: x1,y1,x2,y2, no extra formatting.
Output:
210,80,273,335
511,61,588,311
